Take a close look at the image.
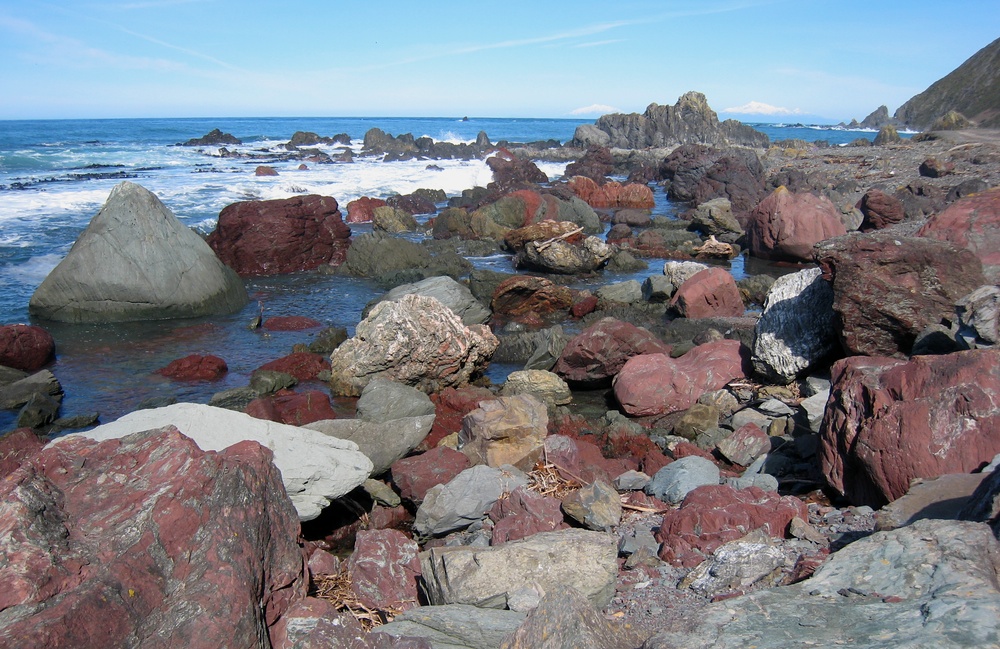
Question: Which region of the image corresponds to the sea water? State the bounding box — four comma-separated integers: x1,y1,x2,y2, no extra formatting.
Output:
0,116,884,431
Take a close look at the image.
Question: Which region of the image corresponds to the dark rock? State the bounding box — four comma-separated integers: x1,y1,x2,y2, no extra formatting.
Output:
391,446,471,504
338,232,472,285
0,325,54,371
263,315,324,331
553,317,671,384
858,189,905,230
181,128,241,146
919,157,954,178
872,125,902,145
489,486,568,544
491,275,574,319
486,151,547,193
255,165,279,176
155,354,228,381
500,588,643,649
917,187,1000,280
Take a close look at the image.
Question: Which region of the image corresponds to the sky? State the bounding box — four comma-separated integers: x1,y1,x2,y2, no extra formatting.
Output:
0,0,998,123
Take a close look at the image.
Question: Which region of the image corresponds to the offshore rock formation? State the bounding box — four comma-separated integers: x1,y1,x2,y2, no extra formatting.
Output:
572,92,769,150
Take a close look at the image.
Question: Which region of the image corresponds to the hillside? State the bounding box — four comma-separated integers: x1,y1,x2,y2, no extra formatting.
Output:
894,36,1000,129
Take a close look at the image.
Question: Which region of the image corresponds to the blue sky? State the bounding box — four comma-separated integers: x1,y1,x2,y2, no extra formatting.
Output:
1,0,997,122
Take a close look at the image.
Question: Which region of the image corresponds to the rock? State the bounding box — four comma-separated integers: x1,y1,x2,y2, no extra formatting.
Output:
669,267,745,318
491,276,574,319
820,349,1000,508
919,156,954,178
29,182,248,322
0,429,44,478
243,388,339,427
254,165,278,176
654,484,808,567
485,151,548,193
328,294,499,396
257,351,330,381
499,369,572,406
644,519,1000,649
356,378,436,423
249,370,296,395
568,176,655,209
611,208,652,227
960,468,1000,538
751,267,837,383
16,391,61,429
73,402,374,521
662,260,709,288
680,531,786,597
672,403,721,440
346,529,421,611
346,196,387,223
308,326,349,353
181,128,241,146
426,386,495,451
373,205,420,233
917,187,1000,280
858,188,905,230
421,528,619,609
270,598,372,649
500,588,643,649
687,197,743,239
0,325,54,371
717,423,770,467
262,315,324,331
957,285,1000,346
489,486,568,544
306,414,435,476
388,191,439,215
875,473,989,531
155,354,228,381
646,456,720,504
376,605,525,649
642,274,676,302
613,340,748,417
0,427,305,649
745,187,848,262
414,464,528,537
459,394,548,470
366,275,490,326
815,231,985,356
596,279,643,305
207,193,351,276
390,446,471,504
553,317,672,384
0,369,62,410
515,236,614,275
338,232,472,283
504,219,581,252
872,124,902,145
561,479,622,531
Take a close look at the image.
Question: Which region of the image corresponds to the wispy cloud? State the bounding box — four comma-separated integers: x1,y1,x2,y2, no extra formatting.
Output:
722,101,801,116
571,103,619,115
573,39,624,49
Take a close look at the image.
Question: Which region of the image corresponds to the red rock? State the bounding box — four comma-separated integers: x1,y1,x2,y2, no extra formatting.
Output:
485,150,548,193
207,194,352,277
257,351,331,381
671,441,716,462
570,294,599,318
918,157,954,178
346,529,421,611
0,324,55,371
0,428,44,479
654,484,808,567
245,389,338,426
270,598,370,649
155,354,228,381
306,547,340,579
263,316,324,331
568,176,655,209
390,446,471,503
255,165,279,176
297,164,308,171
0,427,306,648
859,188,905,231
488,486,568,544
553,317,672,384
424,386,495,450
491,276,574,319
745,186,848,262
716,423,770,467
613,340,748,417
346,196,387,224
669,267,745,318
917,187,1000,271
819,349,1000,508
543,435,634,486
815,231,985,356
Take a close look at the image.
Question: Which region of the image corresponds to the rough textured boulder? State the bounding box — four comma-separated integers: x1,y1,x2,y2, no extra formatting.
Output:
646,456,720,504
459,394,548,470
515,236,614,275
917,187,1000,280
346,196,387,223
373,205,419,233
489,486,568,544
669,267,745,318
420,529,619,609
645,520,1000,648
306,414,435,476
751,267,837,383
72,402,374,521
859,188,905,231
271,598,380,649
491,276,574,319
485,151,548,193
257,351,330,381
328,294,499,397
0,427,306,649
745,187,848,262
377,605,524,648
0,370,61,410
553,317,672,384
29,181,248,322
0,325,55,372
820,349,1000,508
414,464,528,537
499,369,572,406
356,378,435,423
687,197,743,239
390,446,471,504
345,529,421,612
500,588,643,649
365,275,490,325
613,340,748,417
815,230,985,356
568,176,655,209
339,231,472,282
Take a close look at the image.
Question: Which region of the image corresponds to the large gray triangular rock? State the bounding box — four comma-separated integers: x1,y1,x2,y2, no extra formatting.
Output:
60,402,373,521
29,181,248,322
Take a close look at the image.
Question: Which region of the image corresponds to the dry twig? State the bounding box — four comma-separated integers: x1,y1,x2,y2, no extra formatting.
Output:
312,569,406,632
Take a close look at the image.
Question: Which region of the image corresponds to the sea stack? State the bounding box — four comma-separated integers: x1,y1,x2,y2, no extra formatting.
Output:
29,181,248,322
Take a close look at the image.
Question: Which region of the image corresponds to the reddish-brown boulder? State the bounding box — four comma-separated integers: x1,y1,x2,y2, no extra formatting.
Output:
270,598,370,649
0,324,55,371
654,484,808,567
390,446,471,504
568,176,655,209
257,351,330,381
0,427,306,648
345,529,421,611
0,428,43,479
859,188,905,231
207,194,351,276
387,192,437,216
571,294,599,318
155,354,228,381
662,145,766,217
612,340,748,417
745,187,848,262
491,276,574,319
669,267,745,318
424,386,495,450
346,196,387,224
245,389,339,426
255,165,279,176
263,316,324,331
815,231,985,356
486,150,548,193
918,157,954,178
917,187,1000,276
553,317,671,384
820,349,1000,508
489,486,568,544
504,219,583,252
543,434,636,487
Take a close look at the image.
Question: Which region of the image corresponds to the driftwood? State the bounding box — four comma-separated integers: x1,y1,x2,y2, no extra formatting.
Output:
534,226,584,252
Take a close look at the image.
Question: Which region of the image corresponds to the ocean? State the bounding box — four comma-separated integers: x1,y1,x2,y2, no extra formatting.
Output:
0,116,891,431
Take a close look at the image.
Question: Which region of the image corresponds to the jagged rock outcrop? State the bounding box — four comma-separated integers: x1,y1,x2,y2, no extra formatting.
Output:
572,92,769,150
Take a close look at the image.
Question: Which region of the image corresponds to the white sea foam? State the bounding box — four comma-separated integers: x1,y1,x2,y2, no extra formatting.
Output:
6,253,64,283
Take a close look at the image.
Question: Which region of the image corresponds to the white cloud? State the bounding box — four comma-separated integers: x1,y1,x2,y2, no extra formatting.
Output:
722,101,802,115
570,103,619,115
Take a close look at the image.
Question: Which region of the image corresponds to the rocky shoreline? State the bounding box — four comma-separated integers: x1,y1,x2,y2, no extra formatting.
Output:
2,97,1000,648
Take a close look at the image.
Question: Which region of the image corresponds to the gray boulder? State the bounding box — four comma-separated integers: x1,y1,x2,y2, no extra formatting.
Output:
646,456,720,504
305,414,435,476
662,260,709,288
414,464,528,537
752,267,837,384
500,588,644,649
515,236,613,275
376,605,525,649
421,529,619,609
596,280,643,304
66,402,373,521
29,181,247,322
0,369,61,410
499,369,572,407
356,378,436,423
365,275,491,326
679,530,786,597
